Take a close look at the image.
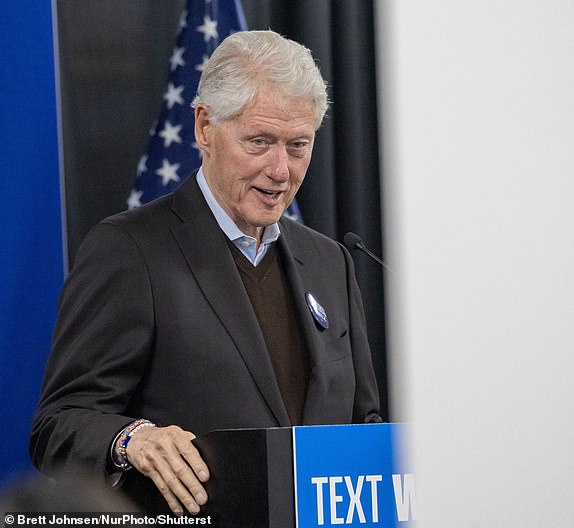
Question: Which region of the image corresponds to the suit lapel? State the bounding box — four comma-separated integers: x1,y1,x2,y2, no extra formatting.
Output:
169,177,290,427
277,222,329,425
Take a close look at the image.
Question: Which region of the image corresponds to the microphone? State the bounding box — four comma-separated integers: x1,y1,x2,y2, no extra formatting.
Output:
343,232,395,275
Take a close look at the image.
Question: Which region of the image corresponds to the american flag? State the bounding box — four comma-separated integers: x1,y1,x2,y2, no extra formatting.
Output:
127,0,303,223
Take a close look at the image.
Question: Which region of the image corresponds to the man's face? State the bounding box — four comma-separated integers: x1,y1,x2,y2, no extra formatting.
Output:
196,87,316,241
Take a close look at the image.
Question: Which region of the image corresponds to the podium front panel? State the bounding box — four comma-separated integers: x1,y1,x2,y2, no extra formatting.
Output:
293,423,416,527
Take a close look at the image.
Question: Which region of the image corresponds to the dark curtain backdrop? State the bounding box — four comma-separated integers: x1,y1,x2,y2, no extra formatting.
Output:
57,0,388,419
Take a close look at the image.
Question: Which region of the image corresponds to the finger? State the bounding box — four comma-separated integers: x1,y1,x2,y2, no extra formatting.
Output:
151,461,204,515
178,439,210,483
165,450,208,507
126,425,208,511
133,438,203,514
146,469,190,516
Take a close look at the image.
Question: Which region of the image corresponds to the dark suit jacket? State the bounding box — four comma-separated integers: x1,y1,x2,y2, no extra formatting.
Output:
30,175,381,510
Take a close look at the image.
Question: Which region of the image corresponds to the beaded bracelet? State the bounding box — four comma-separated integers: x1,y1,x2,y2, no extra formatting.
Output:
113,419,156,470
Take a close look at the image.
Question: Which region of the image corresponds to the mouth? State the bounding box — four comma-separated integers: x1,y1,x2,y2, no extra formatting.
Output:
254,187,285,204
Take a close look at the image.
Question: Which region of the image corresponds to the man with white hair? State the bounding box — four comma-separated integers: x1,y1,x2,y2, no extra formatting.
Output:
31,30,381,514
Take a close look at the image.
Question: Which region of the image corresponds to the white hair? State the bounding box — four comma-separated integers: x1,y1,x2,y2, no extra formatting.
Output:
191,30,328,130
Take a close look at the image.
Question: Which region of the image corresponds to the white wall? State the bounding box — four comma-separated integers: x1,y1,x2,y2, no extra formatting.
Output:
375,1,574,525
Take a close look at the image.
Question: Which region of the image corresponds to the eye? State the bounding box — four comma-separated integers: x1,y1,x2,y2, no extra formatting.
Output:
288,141,310,156
245,137,270,154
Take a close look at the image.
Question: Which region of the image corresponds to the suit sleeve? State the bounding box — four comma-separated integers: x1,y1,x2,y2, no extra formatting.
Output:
340,244,384,424
30,221,155,481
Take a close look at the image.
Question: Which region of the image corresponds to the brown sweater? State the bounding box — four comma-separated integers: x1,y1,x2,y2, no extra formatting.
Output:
227,241,309,425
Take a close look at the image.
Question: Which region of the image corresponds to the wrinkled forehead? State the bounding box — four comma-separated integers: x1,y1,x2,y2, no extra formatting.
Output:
234,85,316,125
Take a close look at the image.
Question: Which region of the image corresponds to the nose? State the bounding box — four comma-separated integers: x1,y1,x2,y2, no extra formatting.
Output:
269,145,289,182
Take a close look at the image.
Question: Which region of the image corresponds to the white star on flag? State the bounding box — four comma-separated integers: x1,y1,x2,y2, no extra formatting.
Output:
158,120,183,148
192,142,203,160
169,47,186,71
195,54,209,73
149,120,157,136
178,9,188,30
163,83,185,109
156,159,181,186
137,154,148,177
196,15,218,42
127,189,144,209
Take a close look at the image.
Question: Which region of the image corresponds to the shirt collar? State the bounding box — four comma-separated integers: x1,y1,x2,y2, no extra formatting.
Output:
196,167,281,245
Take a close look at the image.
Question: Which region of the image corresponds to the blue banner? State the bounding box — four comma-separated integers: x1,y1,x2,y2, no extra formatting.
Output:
0,1,65,482
293,423,417,527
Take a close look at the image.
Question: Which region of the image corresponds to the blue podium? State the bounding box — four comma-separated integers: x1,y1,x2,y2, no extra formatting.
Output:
193,423,416,527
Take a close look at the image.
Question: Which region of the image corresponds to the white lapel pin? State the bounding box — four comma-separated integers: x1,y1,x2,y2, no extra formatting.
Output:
305,292,329,330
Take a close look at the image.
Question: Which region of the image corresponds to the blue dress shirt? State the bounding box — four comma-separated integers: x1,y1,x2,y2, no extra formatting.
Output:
196,168,280,266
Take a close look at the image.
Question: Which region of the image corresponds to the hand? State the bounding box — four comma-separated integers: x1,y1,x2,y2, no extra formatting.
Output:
125,425,210,515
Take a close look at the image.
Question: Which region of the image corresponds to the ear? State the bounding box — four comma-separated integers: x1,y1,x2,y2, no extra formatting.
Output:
194,104,212,151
